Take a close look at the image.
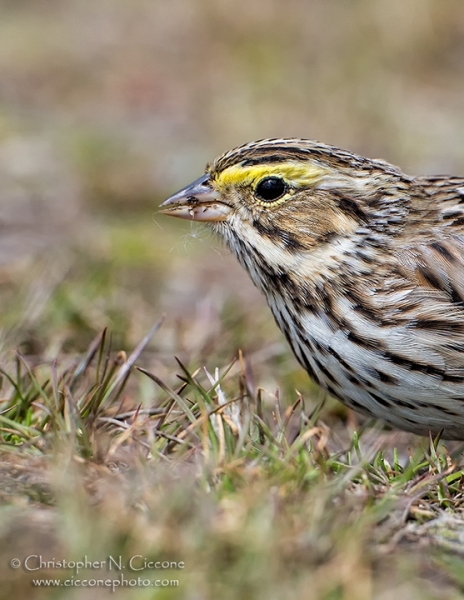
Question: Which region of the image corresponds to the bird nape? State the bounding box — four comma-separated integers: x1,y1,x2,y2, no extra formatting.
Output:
160,138,464,440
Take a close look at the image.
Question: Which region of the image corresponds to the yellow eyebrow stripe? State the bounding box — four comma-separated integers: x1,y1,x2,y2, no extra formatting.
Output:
213,162,328,191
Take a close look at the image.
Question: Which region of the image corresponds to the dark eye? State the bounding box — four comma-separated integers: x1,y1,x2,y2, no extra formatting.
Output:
255,177,287,202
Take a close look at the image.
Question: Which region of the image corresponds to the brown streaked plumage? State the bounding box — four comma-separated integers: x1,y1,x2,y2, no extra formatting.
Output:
160,138,464,439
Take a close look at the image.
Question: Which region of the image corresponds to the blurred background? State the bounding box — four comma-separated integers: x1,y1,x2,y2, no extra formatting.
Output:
1,0,464,389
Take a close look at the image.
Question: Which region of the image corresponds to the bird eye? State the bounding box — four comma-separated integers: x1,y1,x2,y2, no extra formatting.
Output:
255,177,287,202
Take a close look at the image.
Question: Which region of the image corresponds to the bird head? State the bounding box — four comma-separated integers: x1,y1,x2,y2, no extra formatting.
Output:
160,139,405,272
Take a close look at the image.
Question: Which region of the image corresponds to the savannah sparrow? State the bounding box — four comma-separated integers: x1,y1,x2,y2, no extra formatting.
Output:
160,138,464,440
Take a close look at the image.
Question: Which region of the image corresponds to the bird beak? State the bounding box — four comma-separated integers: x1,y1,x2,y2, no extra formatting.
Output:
159,174,231,222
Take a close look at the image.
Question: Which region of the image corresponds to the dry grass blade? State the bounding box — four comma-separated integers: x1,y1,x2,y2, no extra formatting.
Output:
98,314,166,407
137,366,197,423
